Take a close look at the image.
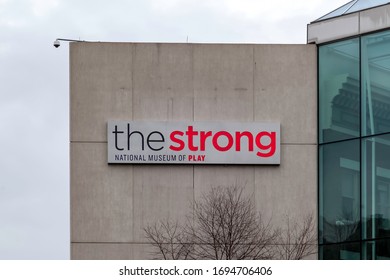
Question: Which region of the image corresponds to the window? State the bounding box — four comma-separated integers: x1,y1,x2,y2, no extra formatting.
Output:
362,134,390,240
361,31,390,137
319,30,390,259
319,140,360,244
363,240,390,260
319,39,360,144
320,242,360,260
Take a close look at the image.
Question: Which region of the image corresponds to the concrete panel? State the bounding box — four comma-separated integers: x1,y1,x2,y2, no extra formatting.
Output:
193,166,255,199
132,165,193,242
133,44,193,121
71,143,134,242
307,14,359,44
271,245,317,260
254,45,317,144
255,144,317,229
70,43,133,142
193,44,254,121
71,242,317,260
360,4,390,34
71,243,154,260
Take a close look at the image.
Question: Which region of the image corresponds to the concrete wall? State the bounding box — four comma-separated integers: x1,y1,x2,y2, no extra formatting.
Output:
70,42,317,259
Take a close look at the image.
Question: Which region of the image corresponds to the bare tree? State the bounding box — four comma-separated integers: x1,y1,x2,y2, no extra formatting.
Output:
144,219,192,260
144,186,316,260
184,186,278,260
276,214,317,260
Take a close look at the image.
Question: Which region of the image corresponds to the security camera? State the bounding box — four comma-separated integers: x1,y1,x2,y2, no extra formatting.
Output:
53,40,60,48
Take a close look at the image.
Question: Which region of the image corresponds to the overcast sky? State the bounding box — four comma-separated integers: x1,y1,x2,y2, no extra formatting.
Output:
0,0,348,260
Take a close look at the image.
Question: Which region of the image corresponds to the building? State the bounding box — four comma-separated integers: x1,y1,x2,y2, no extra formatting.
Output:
70,0,390,259
309,0,390,260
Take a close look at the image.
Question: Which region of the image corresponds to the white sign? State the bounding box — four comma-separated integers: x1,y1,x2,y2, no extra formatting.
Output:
107,121,280,165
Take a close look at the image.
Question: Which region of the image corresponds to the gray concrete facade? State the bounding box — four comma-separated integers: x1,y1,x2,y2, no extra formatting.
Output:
70,42,318,259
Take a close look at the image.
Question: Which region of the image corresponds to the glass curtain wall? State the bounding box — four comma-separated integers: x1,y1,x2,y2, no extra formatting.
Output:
319,30,390,259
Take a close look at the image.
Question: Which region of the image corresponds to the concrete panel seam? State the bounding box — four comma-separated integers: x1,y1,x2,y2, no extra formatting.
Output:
252,45,255,122
132,43,135,120
358,10,361,34
192,43,195,121
281,143,317,145
72,241,154,244
72,241,318,246
71,141,107,144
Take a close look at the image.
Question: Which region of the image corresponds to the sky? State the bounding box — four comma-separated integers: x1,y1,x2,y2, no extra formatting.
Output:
0,0,348,260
